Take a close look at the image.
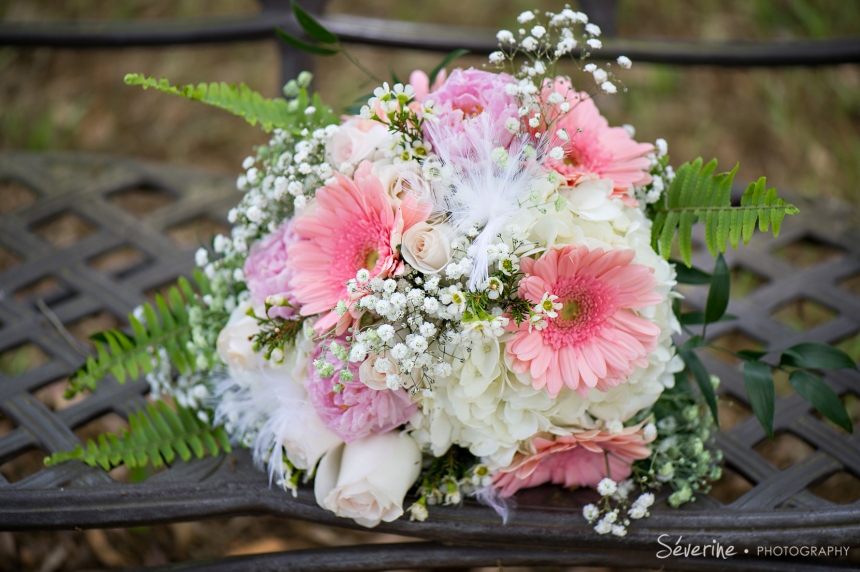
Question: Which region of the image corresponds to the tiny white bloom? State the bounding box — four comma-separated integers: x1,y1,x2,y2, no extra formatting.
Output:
656,138,668,157
582,503,600,522
488,51,505,64
560,101,570,113
594,519,612,535
531,25,546,38
232,268,245,282
528,116,541,128
643,422,657,441
496,30,515,44
304,106,316,115
600,81,617,94
584,63,597,73
549,146,565,160
587,38,602,50
521,36,538,51
242,156,255,169
293,195,307,210
377,324,395,342
356,268,370,282
611,524,627,537
391,343,409,360
517,10,535,23
194,248,208,267
592,68,608,83
617,55,632,69
585,23,601,36
597,478,617,496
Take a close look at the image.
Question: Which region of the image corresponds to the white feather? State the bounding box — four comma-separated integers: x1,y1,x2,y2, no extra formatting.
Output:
474,484,516,524
425,114,549,290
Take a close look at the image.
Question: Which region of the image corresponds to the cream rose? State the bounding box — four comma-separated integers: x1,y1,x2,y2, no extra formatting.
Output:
327,118,391,169
560,175,621,222
280,396,344,470
314,431,421,527
359,350,401,391
375,162,428,206
401,222,452,274
216,301,265,374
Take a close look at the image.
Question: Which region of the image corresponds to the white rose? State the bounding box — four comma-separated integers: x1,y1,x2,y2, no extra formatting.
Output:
327,118,392,168
560,175,621,221
314,431,422,527
401,222,452,274
375,162,429,206
280,395,343,470
358,350,401,390
216,301,265,374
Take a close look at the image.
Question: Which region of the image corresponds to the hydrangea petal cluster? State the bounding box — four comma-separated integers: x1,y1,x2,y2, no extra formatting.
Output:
288,161,430,330
507,245,663,398
543,79,653,203
305,341,417,443
493,422,654,497
243,219,300,319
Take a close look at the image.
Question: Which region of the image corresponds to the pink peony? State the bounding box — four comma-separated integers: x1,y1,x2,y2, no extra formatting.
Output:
423,67,519,151
243,220,299,319
288,161,430,332
507,245,663,398
305,341,416,443
493,422,654,497
543,79,653,204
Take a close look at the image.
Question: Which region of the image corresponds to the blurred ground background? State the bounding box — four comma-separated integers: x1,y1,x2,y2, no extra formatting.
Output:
1,0,860,571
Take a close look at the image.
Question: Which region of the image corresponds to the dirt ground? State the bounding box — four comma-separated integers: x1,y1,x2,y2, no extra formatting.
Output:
1,1,860,571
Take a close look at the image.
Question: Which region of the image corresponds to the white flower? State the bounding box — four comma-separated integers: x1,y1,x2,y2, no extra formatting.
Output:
611,524,627,537
597,478,617,496
594,519,612,535
592,68,608,83
628,505,648,519
391,343,409,360
409,502,429,521
408,335,428,354
587,38,602,49
194,247,208,267
314,432,422,527
489,51,505,64
517,11,535,23
531,25,546,38
216,302,265,374
549,146,564,160
401,222,453,275
585,23,602,36
496,30,515,44
656,138,668,157
617,55,632,69
643,422,657,441
294,195,307,209
521,36,538,51
504,117,520,134
600,81,617,94
528,116,540,128
377,324,395,342
582,503,600,522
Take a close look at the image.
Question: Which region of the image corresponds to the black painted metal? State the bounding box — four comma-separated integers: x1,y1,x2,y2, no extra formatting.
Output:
1,152,859,570
1,8,859,67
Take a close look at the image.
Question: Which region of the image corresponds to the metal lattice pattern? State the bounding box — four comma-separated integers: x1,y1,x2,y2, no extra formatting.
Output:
1,152,859,569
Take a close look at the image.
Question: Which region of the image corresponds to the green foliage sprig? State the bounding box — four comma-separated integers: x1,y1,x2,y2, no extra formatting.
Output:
652,158,799,267
66,271,213,398
124,73,334,134
45,400,231,470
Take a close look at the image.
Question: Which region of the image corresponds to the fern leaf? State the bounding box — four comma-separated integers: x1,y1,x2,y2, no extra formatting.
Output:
124,73,335,133
653,159,798,266
65,274,220,397
44,400,231,471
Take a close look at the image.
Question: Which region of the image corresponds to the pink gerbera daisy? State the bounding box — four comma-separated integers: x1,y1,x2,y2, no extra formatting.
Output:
288,161,430,331
507,245,663,398
493,421,654,497
543,79,653,205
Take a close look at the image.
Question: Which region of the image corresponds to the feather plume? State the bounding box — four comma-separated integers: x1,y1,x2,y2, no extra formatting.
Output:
425,114,549,290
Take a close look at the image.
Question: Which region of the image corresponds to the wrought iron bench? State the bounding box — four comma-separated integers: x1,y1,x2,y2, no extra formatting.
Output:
2,2,860,570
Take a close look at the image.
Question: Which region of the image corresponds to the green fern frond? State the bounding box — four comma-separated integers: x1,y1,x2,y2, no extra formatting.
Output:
651,158,799,266
124,73,335,133
44,400,231,471
65,271,211,398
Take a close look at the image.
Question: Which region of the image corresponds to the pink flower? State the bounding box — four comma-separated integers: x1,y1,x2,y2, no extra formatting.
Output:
288,161,430,332
423,67,519,151
305,341,416,443
543,79,653,204
493,422,654,497
507,246,663,398
408,69,446,102
243,220,299,319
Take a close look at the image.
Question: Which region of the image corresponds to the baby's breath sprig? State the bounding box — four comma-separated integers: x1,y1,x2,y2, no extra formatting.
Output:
408,445,484,521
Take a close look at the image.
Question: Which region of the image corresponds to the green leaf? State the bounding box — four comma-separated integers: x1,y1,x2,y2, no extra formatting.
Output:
780,343,858,371
291,0,339,44
680,350,719,428
704,254,730,325
743,360,775,439
738,349,769,361
652,159,797,260
275,27,340,56
789,370,853,433
672,261,711,284
677,335,705,353
679,312,737,326
429,49,470,86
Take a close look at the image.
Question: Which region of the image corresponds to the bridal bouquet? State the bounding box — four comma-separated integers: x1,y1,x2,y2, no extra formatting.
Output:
48,3,856,536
